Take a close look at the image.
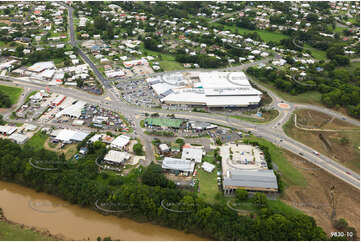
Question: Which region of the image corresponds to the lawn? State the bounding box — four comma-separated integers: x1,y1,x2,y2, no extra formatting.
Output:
197,168,220,204
243,137,307,187
0,85,23,105
304,44,327,60
212,24,288,42
283,110,360,173
159,60,185,71
25,131,48,152
202,150,215,164
0,221,53,241
249,76,323,106
230,110,279,124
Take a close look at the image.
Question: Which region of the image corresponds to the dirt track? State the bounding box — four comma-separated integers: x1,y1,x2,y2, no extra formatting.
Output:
282,151,360,238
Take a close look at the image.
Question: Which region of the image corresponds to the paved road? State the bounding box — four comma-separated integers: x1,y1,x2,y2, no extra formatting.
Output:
2,4,359,189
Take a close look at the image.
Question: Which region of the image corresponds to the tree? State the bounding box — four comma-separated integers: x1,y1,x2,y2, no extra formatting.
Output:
252,192,267,208
215,137,222,146
333,218,348,230
235,189,248,201
133,143,144,156
339,137,349,145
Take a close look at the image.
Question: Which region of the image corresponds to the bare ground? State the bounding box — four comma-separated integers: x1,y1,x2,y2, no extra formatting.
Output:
281,150,360,238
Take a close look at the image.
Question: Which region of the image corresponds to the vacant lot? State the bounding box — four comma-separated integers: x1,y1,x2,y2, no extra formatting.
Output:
281,150,360,237
0,85,23,105
197,168,220,204
24,132,48,152
284,109,360,172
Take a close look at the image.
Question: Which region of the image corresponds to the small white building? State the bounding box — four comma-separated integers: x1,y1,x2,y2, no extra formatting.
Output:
104,150,130,165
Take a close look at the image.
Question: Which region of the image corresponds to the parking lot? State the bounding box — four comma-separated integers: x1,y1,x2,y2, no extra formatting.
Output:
117,79,161,107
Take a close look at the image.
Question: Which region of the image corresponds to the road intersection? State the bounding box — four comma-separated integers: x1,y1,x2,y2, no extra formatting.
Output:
1,3,359,189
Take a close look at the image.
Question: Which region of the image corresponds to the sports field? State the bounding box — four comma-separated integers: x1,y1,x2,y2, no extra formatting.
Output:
145,117,183,128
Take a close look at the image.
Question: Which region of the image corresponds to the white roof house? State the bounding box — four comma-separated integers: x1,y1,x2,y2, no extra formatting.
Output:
88,134,102,143
202,162,216,173
159,143,169,153
181,147,203,163
27,61,55,73
104,150,130,164
110,135,130,149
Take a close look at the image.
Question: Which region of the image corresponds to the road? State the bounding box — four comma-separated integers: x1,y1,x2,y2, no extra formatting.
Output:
2,4,359,189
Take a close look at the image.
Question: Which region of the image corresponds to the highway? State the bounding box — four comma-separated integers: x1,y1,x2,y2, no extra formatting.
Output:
1,3,359,189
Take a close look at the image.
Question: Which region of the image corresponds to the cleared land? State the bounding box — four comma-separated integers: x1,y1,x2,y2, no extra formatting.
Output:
24,132,48,152
283,109,360,173
0,85,23,105
281,150,360,237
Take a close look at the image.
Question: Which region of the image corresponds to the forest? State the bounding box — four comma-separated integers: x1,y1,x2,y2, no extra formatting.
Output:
0,137,329,241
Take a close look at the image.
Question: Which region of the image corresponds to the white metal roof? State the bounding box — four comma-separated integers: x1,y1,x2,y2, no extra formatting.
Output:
162,157,195,172
0,126,17,135
55,100,86,118
104,150,130,164
181,147,203,163
111,135,130,148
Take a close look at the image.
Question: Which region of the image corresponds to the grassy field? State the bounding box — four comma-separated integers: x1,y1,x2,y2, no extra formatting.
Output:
0,85,23,105
0,221,53,241
283,109,360,173
243,137,307,187
141,46,185,71
230,109,279,123
197,168,220,204
304,44,327,60
25,131,48,152
212,24,288,42
250,76,323,106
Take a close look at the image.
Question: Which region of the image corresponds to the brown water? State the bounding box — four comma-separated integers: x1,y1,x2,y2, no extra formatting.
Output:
0,181,205,241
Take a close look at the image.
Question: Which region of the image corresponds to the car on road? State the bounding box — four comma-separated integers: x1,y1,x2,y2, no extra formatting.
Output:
298,152,304,156
342,117,346,120
346,171,351,175
313,151,320,156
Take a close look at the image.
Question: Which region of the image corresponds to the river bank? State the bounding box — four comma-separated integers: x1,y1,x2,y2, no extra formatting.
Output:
0,181,204,241
0,208,61,241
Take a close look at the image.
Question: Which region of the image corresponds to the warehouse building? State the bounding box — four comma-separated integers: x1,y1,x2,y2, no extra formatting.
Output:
51,129,90,143
8,133,29,144
110,135,130,150
146,71,262,108
223,169,278,194
162,157,195,176
0,126,17,136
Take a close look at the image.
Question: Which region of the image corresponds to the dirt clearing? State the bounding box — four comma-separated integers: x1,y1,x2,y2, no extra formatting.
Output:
281,150,359,238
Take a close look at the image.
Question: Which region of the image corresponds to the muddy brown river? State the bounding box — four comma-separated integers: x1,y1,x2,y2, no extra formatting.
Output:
0,181,205,241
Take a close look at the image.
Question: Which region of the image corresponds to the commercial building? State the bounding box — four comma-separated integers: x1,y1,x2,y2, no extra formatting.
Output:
220,143,278,193
162,157,195,176
104,150,130,165
181,147,203,163
223,170,278,194
51,129,90,143
146,71,262,108
110,135,130,150
51,94,66,106
202,162,216,173
8,133,29,144
0,126,17,136
55,100,86,119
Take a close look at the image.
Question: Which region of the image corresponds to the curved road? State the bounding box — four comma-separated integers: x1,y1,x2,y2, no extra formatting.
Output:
2,4,359,189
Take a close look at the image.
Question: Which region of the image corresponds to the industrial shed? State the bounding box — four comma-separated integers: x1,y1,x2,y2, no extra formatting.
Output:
223,169,278,194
